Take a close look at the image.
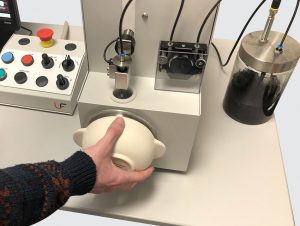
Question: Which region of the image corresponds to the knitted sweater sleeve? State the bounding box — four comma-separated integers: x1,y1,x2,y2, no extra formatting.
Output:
0,151,96,226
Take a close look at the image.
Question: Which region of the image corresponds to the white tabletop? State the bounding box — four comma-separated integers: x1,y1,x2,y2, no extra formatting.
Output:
0,39,294,226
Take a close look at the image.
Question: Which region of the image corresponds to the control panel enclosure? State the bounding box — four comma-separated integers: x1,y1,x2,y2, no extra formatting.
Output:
0,34,88,114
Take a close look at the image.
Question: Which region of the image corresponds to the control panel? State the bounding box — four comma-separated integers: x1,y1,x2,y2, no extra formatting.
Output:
0,29,88,115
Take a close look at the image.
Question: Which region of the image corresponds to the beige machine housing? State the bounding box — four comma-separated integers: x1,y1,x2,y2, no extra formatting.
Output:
78,0,219,171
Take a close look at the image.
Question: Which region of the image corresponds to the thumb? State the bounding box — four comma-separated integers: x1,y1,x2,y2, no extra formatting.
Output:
99,117,125,151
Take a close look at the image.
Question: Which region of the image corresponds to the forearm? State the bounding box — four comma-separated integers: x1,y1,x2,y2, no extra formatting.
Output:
0,151,96,226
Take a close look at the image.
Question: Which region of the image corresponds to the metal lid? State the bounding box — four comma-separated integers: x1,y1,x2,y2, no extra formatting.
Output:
239,31,300,73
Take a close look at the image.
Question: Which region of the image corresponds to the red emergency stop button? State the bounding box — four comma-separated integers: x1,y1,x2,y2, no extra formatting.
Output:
37,28,53,41
21,55,34,66
37,28,54,48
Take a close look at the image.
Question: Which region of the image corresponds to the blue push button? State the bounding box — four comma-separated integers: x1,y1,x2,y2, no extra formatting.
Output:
1,52,14,64
0,68,7,81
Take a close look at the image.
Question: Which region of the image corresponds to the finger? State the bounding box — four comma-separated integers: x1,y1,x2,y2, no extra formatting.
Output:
125,167,155,183
101,117,125,149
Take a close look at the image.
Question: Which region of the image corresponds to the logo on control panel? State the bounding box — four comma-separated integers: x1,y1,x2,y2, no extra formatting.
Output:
54,102,67,109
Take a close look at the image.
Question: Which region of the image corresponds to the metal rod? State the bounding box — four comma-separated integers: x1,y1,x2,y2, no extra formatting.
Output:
260,10,276,42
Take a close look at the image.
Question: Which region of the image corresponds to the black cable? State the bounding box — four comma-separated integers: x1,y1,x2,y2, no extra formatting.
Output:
212,0,267,67
119,0,133,55
103,37,119,63
208,4,220,45
196,0,221,44
20,26,32,36
169,0,185,43
271,0,282,9
278,0,300,49
211,42,224,66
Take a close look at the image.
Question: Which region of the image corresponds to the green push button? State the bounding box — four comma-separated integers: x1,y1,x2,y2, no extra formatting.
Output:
0,68,7,81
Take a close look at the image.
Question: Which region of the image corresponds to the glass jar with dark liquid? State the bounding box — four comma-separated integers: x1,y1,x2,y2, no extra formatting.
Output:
223,31,300,125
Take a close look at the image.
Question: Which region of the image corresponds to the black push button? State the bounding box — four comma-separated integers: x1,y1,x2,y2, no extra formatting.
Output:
65,43,77,51
36,76,48,87
14,72,27,84
18,38,31,46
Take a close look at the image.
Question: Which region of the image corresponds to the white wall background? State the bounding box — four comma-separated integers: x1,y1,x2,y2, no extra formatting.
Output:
16,0,299,225
17,0,83,26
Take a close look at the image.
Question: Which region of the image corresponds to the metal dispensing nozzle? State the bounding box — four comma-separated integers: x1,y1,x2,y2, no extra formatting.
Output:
260,0,282,42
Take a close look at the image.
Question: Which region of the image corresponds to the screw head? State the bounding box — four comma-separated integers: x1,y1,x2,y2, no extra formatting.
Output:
142,12,149,20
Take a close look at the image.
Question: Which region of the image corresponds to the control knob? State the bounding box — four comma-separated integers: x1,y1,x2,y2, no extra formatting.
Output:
56,74,69,90
195,56,206,69
62,55,75,72
41,53,54,69
158,52,168,65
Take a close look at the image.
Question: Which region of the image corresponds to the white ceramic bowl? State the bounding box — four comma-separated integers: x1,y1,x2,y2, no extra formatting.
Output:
73,116,166,171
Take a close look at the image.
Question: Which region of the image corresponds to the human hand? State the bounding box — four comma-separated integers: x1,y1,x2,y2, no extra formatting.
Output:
84,117,154,193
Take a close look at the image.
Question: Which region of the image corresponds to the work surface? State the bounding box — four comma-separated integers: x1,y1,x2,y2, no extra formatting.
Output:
0,40,294,226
